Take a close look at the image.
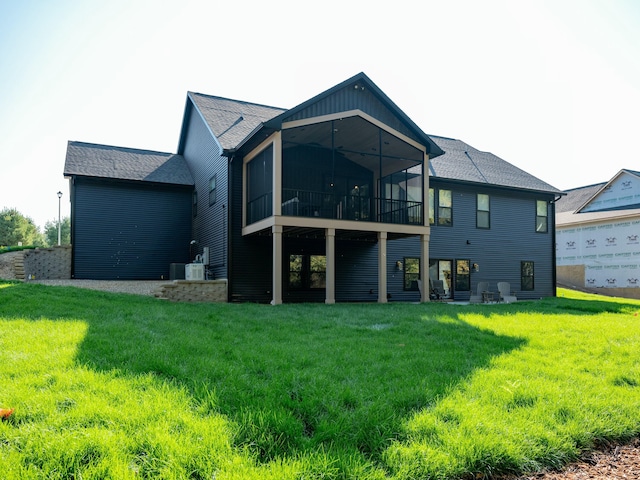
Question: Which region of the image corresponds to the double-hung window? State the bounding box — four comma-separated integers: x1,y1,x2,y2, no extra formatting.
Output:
521,261,534,291
536,200,548,232
437,189,452,226
455,259,470,291
477,194,490,229
403,257,420,291
209,175,217,206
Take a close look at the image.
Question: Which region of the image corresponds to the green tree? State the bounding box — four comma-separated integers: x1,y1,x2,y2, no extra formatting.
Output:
0,208,45,246
44,217,71,246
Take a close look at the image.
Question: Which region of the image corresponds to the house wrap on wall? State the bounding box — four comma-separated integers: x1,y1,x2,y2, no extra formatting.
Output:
556,169,640,299
64,72,562,303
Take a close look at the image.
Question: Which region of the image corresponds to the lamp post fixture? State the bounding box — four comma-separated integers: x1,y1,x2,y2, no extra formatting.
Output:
57,191,62,246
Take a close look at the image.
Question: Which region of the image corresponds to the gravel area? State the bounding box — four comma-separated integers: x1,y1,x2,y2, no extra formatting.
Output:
498,437,640,479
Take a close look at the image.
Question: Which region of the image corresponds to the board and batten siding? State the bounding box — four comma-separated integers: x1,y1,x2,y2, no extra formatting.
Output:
181,104,229,280
72,178,191,280
283,82,424,147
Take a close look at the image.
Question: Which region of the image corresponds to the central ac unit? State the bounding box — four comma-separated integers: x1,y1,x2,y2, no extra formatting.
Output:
185,263,205,280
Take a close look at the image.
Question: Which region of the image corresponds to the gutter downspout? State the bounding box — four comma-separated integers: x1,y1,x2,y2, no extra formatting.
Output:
550,194,563,297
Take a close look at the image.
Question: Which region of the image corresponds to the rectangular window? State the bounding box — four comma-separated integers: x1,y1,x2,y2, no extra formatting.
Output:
521,261,534,291
403,257,420,291
192,190,198,218
289,255,303,289
288,254,326,289
536,200,548,232
209,175,217,206
438,189,452,226
309,255,326,289
477,194,490,229
429,188,435,225
455,259,470,291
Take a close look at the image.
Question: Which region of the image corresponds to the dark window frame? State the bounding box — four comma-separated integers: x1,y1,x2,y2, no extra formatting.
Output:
403,257,420,291
437,189,452,227
455,259,471,291
428,188,435,225
521,261,535,291
288,254,326,290
536,200,548,233
477,193,490,229
192,190,198,218
209,175,217,206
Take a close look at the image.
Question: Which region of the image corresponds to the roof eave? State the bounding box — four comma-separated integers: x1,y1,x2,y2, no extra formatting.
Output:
430,175,564,196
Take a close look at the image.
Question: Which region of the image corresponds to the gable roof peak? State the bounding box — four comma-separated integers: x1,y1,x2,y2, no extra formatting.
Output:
262,72,444,158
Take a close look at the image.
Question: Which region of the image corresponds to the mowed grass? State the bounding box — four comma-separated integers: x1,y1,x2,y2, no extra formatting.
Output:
0,282,639,479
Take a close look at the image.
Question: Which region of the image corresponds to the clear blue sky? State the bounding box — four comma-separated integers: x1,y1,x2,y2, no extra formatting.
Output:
1,0,639,229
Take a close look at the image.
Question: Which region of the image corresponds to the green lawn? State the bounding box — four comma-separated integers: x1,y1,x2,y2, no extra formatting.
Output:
0,282,639,479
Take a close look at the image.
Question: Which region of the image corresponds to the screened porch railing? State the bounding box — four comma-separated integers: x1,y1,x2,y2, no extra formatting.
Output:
281,189,422,225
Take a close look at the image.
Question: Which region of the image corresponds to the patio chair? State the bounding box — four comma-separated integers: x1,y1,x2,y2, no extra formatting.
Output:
497,282,517,303
430,279,445,300
469,281,489,304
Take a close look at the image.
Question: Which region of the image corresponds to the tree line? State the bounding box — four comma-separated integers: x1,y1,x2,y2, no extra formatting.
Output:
0,207,70,248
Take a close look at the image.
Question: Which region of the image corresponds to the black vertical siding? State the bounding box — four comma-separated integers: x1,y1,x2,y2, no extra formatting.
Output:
181,104,229,279
229,157,272,302
72,178,191,280
335,240,380,302
388,181,557,301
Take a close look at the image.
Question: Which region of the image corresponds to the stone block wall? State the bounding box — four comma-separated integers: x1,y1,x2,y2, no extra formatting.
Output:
155,279,227,302
23,246,72,280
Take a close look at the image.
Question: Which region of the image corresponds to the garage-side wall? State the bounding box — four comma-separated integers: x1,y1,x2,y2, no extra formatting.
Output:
72,178,192,280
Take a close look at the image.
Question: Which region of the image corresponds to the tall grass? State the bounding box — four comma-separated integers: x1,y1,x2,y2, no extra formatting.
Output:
0,281,639,479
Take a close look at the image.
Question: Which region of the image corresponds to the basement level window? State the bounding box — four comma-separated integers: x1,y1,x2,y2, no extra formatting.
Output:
289,254,326,289
404,257,420,291
521,261,534,291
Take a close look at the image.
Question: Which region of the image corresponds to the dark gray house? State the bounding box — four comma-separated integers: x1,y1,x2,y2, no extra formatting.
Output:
64,72,561,303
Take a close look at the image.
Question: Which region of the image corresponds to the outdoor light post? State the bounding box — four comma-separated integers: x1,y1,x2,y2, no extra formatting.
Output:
57,191,62,246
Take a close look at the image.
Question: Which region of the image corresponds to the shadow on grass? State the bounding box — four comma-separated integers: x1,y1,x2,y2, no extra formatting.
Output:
5,282,635,469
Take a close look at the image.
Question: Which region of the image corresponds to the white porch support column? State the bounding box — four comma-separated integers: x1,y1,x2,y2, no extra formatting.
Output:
378,231,388,303
420,233,430,302
325,228,336,304
272,224,283,305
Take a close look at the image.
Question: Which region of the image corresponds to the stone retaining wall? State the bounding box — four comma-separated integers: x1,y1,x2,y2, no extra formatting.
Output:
23,246,72,280
155,279,227,302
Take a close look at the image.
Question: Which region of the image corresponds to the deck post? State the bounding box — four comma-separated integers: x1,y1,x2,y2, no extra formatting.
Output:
325,228,335,304
272,224,283,305
420,233,430,302
378,231,387,303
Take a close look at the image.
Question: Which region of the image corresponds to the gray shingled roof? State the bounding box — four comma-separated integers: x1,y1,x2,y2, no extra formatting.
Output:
64,142,194,186
554,183,606,213
428,135,562,194
188,92,285,151
187,94,560,194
